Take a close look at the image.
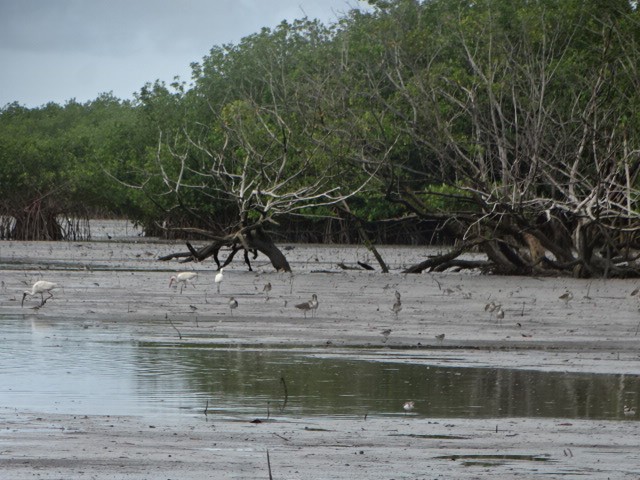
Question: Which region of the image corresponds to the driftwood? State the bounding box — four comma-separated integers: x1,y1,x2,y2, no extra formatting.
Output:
158,226,291,272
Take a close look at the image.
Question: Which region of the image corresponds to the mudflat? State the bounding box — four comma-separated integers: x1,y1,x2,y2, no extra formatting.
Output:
1,233,640,479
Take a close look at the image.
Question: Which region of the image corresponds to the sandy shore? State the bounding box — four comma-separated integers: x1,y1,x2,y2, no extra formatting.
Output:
2,235,640,478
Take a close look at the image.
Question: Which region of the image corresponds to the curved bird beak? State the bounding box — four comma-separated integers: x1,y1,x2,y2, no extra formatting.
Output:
21,292,27,307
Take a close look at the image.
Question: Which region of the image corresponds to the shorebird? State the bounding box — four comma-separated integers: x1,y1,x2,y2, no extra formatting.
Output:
215,268,225,293
392,291,402,319
495,306,505,323
403,401,415,415
263,282,272,301
308,293,319,317
484,301,497,313
228,297,238,316
559,290,573,307
295,294,318,318
22,280,58,307
624,405,636,417
435,333,445,344
381,329,392,343
169,272,197,293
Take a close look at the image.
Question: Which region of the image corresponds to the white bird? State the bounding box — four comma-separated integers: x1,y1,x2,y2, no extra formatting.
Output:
22,281,58,307
215,268,225,293
403,401,415,415
169,272,197,293
228,297,238,315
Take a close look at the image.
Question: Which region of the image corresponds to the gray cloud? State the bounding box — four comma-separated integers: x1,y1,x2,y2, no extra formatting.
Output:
0,0,368,107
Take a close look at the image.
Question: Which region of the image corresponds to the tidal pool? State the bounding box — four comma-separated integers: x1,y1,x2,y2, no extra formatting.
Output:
0,315,637,420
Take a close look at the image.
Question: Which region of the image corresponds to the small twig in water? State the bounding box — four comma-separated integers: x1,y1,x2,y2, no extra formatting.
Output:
635,319,640,336
168,318,182,339
280,376,289,413
267,449,274,480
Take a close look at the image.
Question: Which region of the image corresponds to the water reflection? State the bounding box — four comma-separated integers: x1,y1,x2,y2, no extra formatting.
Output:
0,316,638,420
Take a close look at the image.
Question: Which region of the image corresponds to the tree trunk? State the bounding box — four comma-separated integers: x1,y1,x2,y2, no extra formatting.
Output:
243,227,291,272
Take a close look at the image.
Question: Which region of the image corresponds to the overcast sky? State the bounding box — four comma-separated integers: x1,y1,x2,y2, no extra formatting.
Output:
0,0,370,108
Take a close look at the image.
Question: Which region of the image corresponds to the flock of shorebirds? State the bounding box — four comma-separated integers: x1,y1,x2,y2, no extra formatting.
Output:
19,268,321,319
16,273,638,417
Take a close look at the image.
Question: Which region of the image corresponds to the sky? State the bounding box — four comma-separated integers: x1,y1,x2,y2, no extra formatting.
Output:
0,0,370,108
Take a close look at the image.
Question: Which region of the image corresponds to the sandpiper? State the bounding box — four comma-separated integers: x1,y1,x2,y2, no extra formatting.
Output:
559,290,573,307
381,329,392,343
624,405,636,417
228,297,238,315
435,333,445,344
263,282,272,301
495,306,505,323
392,291,402,319
296,294,318,318
403,401,415,414
308,294,319,317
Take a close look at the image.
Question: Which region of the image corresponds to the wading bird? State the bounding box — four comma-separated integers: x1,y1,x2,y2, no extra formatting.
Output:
215,268,225,293
559,290,573,307
296,294,318,318
228,297,238,316
169,272,197,293
403,401,415,415
392,291,402,319
22,281,58,307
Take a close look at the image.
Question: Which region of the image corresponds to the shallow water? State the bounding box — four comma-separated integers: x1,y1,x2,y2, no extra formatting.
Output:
1,315,638,420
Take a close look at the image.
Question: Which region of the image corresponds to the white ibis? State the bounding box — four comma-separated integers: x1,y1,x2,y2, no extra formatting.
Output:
22,281,58,307
228,297,238,315
295,294,318,318
169,272,197,293
215,268,225,293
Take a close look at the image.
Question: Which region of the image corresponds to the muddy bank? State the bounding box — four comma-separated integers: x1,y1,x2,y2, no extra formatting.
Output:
1,234,640,478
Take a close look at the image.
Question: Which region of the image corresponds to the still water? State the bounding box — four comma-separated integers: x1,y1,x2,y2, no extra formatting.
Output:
1,315,638,420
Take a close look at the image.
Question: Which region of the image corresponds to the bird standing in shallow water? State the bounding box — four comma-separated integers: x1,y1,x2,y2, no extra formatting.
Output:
228,297,238,316
559,290,573,307
215,268,225,293
392,291,402,319
169,272,197,293
403,401,415,415
295,294,318,318
22,281,58,307
263,282,272,301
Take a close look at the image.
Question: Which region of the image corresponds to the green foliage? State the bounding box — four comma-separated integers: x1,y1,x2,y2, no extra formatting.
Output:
2,0,639,243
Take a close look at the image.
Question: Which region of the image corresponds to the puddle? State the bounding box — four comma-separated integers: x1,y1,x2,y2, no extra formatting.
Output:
0,315,638,420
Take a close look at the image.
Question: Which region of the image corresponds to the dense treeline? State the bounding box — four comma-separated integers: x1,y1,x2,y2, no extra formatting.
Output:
2,0,639,276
